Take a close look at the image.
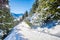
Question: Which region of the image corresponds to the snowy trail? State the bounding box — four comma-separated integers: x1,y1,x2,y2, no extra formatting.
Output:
4,21,60,40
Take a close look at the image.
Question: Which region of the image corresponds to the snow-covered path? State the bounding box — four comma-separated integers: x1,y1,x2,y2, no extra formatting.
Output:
4,21,60,40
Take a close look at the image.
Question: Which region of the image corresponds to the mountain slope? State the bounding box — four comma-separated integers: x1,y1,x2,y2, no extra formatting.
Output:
4,21,60,40
11,13,23,19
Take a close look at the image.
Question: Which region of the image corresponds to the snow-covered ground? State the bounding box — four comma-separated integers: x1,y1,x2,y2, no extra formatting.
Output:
4,21,60,40
36,25,60,37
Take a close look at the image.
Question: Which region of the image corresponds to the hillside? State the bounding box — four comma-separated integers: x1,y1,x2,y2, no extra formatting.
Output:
4,0,60,40
26,0,60,28
4,21,60,40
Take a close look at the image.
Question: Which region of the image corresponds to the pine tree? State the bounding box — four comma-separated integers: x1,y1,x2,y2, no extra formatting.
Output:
37,0,60,21
22,15,25,20
29,0,39,17
25,11,28,17
0,0,14,39
28,0,60,27
22,11,28,20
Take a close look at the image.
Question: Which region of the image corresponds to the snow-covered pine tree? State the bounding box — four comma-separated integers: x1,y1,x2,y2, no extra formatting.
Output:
0,0,14,37
37,0,60,21
27,0,60,28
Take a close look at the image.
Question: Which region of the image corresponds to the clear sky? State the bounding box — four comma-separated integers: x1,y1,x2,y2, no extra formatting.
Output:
9,0,35,14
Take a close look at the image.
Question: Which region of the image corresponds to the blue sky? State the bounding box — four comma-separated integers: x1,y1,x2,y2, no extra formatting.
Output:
9,0,35,14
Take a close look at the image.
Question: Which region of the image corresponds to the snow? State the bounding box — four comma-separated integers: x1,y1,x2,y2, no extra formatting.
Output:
0,15,5,18
57,6,60,8
13,16,23,21
4,21,60,40
29,13,42,26
5,5,9,8
0,30,4,37
43,7,49,10
5,23,11,25
0,23,4,25
0,16,2,18
49,25,60,36
0,23,11,25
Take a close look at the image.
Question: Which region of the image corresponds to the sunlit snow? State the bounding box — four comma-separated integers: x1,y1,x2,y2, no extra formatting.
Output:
4,21,60,40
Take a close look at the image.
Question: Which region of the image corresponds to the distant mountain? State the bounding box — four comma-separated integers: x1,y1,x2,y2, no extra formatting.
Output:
11,13,24,19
